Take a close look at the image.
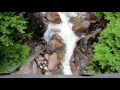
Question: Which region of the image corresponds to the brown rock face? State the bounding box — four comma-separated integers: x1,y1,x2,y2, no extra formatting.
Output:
32,61,42,74
56,50,64,61
54,33,63,42
74,47,91,72
72,22,81,32
48,53,60,71
47,34,64,71
73,13,91,34
44,54,50,60
73,21,90,33
38,55,45,61
27,12,47,37
45,71,52,75
46,34,63,55
69,17,81,25
84,12,91,21
70,54,78,75
44,12,62,24
69,16,90,35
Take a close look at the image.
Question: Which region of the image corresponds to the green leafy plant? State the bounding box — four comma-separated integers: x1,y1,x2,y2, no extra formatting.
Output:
86,12,120,73
0,12,31,72
0,44,30,72
91,12,104,19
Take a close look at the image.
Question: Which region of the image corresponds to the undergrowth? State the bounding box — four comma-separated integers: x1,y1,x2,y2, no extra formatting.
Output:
0,12,31,72
86,12,120,74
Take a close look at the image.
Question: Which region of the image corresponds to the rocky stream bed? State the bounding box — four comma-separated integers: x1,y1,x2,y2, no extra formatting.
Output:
0,12,109,77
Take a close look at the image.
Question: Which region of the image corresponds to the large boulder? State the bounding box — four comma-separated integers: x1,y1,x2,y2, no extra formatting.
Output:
27,12,47,37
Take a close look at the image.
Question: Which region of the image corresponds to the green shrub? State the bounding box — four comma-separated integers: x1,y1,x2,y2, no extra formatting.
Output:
0,12,29,46
86,12,120,73
0,12,31,72
91,12,104,19
0,44,30,72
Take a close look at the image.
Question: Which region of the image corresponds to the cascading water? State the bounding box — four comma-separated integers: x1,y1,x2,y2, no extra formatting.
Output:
43,12,86,75
57,12,79,75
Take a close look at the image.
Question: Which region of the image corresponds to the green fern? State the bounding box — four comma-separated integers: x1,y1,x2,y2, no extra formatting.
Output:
86,12,120,73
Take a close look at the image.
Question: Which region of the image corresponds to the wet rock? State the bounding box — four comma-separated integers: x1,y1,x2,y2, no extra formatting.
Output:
48,53,60,71
87,47,93,55
69,16,90,36
19,63,31,74
70,54,78,75
27,12,47,37
23,12,95,76
46,34,63,55
84,12,91,21
73,21,90,34
74,47,91,73
89,19,108,31
44,12,62,24
44,66,49,71
46,33,64,71
45,71,52,75
65,12,78,17
54,33,63,41
38,55,45,61
77,12,91,21
44,54,50,60
69,17,81,25
36,59,48,70
51,29,61,33
28,40,47,60
35,55,44,64
56,50,64,61
32,61,42,74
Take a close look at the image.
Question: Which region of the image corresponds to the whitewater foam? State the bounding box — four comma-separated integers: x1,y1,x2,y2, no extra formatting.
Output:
44,12,85,75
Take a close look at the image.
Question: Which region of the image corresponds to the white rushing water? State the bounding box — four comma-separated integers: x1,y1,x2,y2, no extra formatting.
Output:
43,12,85,75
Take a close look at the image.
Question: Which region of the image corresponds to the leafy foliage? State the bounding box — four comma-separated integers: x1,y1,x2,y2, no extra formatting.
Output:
0,44,30,72
92,12,104,19
0,12,31,72
86,12,120,73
